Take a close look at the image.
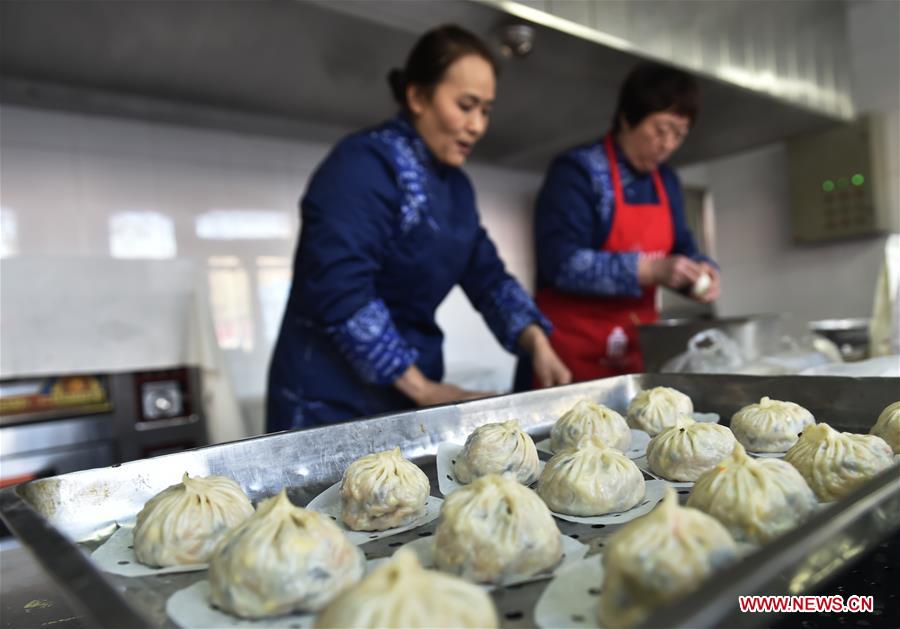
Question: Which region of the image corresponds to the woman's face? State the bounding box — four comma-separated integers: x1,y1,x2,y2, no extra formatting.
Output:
619,110,691,172
408,54,495,167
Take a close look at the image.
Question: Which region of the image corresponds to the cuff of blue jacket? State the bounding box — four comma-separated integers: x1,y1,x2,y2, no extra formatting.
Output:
327,299,418,385
481,278,553,353
554,249,642,298
690,253,719,270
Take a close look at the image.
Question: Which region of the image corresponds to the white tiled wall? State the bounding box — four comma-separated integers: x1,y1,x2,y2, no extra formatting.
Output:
0,105,543,434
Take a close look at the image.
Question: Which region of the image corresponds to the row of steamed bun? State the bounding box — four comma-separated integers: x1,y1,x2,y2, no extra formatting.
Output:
623,387,896,502
131,449,565,624
133,475,366,619
129,392,898,626
132,466,503,625
448,390,897,549
600,423,896,629
456,390,896,507
453,414,645,516
351,441,565,584
554,392,899,628
595,399,898,628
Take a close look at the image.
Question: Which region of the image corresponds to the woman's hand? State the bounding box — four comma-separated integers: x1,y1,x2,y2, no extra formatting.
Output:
394,365,493,407
638,254,701,290
692,262,721,303
518,324,572,388
418,382,493,406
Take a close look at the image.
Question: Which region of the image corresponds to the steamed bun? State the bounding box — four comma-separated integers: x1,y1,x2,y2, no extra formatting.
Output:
870,401,900,454
550,399,631,453
453,420,539,485
597,488,737,628
434,473,561,583
133,472,253,567
627,387,694,436
315,549,498,628
687,443,817,544
209,489,364,618
341,448,429,531
646,416,736,482
785,423,894,502
730,397,815,453
538,435,645,516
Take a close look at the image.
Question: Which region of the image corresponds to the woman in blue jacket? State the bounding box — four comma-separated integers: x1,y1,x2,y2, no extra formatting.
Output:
267,25,570,431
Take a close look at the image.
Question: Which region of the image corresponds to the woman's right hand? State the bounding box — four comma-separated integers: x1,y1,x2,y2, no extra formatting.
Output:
638,254,701,290
418,382,493,406
394,365,493,407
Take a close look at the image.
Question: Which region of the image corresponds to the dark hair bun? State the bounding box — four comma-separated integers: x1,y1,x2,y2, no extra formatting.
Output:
387,68,407,107
389,25,497,112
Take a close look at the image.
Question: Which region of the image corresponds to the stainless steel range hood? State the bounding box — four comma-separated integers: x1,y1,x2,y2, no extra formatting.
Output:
0,0,854,169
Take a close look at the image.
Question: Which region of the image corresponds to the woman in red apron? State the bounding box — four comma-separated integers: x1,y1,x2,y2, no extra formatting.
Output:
521,62,720,385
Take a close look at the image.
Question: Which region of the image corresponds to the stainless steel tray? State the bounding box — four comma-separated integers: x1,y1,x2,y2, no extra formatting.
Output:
2,374,898,629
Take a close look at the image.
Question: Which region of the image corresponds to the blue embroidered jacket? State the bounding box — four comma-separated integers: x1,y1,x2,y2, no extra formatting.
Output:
267,115,550,430
535,139,715,297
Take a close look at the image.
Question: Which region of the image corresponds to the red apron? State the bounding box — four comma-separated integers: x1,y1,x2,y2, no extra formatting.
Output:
535,134,674,382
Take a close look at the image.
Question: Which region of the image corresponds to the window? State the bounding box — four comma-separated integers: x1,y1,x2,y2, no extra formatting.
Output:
0,207,19,258
109,211,176,259
207,256,254,351
195,210,292,240
256,256,292,343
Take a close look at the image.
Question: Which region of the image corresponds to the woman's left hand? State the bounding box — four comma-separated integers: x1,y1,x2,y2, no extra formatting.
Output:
519,324,572,388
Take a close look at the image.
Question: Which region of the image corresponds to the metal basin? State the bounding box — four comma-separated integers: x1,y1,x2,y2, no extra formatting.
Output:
809,317,871,362
638,314,782,372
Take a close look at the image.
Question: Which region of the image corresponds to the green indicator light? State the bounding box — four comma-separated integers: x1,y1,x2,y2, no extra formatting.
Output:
837,178,849,188
822,180,835,192
851,173,865,186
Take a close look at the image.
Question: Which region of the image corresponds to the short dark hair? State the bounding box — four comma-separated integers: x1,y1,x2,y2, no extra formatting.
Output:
388,25,497,110
612,62,700,133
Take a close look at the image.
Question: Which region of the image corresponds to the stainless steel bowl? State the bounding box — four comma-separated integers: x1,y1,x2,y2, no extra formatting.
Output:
637,313,783,372
809,317,871,362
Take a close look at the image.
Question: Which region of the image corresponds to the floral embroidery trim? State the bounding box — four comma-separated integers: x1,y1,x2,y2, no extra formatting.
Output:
328,299,418,385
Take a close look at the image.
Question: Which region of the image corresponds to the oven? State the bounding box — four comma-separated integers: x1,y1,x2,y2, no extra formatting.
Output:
0,366,208,521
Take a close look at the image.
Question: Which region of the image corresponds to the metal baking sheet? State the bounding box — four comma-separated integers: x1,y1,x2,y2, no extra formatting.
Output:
1,374,898,629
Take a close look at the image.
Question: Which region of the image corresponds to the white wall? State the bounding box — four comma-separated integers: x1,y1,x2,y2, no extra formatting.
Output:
437,162,543,391
676,0,900,336
2,0,895,434
705,143,893,331
683,107,898,336
0,105,542,434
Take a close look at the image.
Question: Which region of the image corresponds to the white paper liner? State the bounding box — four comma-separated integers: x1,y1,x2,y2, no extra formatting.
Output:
535,541,757,629
750,448,900,461
306,481,442,545
546,479,669,525
436,442,545,496
536,429,651,460
91,526,207,577
691,412,720,423
747,450,787,458
736,541,760,558
534,554,604,629
167,580,314,629
376,533,588,589
633,456,695,488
